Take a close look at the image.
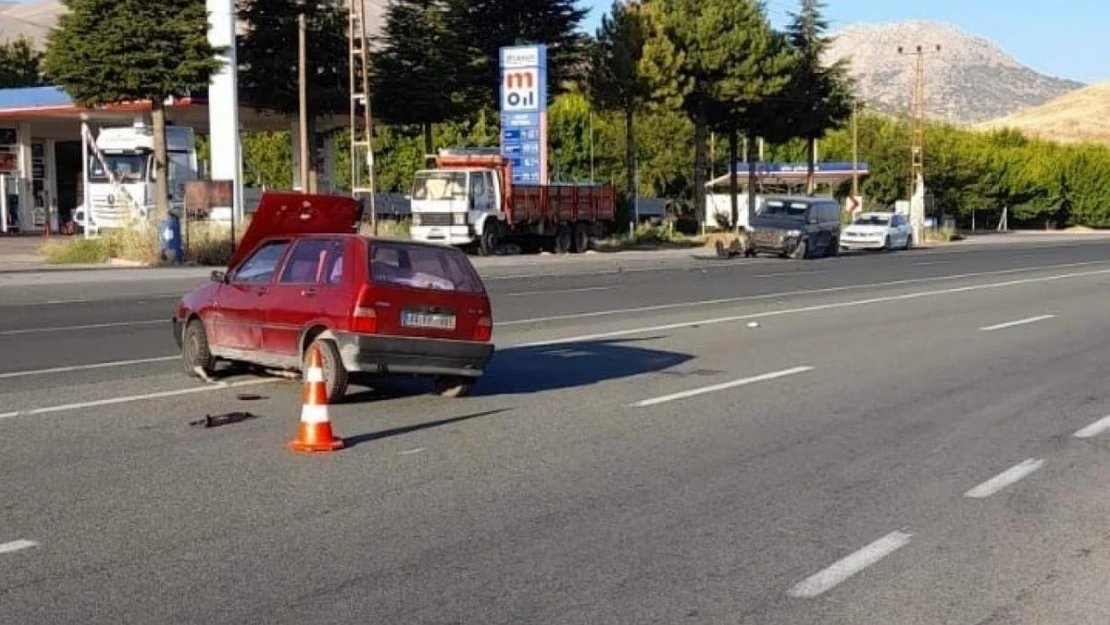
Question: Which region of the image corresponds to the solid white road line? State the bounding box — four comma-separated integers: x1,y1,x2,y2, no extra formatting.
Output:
1074,414,1110,439
964,458,1045,499
500,260,1107,327
516,266,1110,348
979,315,1056,332
0,356,178,380
787,531,913,599
399,448,427,456
0,540,38,555
0,379,279,421
913,261,952,267
505,286,613,297
632,366,814,408
754,270,828,279
0,319,164,336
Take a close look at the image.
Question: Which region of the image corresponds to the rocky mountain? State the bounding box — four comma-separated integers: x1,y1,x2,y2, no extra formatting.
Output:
977,82,1110,145
824,21,1085,126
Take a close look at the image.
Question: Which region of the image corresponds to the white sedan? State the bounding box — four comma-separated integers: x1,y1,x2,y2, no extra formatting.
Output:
839,212,912,251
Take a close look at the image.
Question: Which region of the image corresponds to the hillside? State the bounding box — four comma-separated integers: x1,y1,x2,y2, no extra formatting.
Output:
825,21,1084,126
977,83,1110,145
0,0,385,47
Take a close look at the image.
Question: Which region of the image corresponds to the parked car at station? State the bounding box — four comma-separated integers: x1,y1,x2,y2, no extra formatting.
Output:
172,192,495,403
840,211,913,251
745,195,842,260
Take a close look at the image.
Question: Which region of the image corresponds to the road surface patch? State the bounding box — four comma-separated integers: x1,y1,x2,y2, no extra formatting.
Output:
964,458,1045,499
0,319,163,336
0,356,177,380
631,366,814,408
787,531,912,599
505,286,613,297
0,379,279,421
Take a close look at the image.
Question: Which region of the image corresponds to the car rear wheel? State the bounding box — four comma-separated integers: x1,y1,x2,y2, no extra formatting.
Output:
182,318,217,379
303,338,348,404
904,234,913,250
433,375,474,398
826,237,839,257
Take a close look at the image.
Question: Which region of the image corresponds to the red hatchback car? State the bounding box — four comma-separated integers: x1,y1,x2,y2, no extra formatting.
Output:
172,192,495,403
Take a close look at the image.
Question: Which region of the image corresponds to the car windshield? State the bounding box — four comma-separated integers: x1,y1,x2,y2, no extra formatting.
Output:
89,153,147,183
760,201,808,217
412,171,468,201
854,215,891,226
369,242,485,293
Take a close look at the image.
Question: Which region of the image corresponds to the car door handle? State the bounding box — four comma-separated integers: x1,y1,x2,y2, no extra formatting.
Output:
300,288,316,297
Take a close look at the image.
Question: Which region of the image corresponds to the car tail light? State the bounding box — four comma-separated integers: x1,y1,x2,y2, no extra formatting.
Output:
474,315,492,342
351,285,378,334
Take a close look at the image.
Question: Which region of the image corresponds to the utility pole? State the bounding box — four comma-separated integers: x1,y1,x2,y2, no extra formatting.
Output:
851,100,861,201
898,43,941,244
897,43,940,198
297,6,311,194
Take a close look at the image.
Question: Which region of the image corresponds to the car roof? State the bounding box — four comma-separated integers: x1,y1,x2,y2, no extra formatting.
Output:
286,233,472,255
763,195,836,203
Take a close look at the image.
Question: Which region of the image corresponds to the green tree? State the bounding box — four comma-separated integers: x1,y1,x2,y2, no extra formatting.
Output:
0,37,45,88
371,0,465,155
784,0,854,195
237,0,349,183
444,0,590,113
588,0,652,210
44,0,222,219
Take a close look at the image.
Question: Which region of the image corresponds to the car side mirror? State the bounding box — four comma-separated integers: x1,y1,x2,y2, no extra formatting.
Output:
211,270,228,283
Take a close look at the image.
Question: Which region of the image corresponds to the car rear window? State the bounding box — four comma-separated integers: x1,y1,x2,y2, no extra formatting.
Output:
369,242,485,293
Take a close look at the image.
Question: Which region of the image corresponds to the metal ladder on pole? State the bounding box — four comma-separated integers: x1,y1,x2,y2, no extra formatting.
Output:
348,0,377,234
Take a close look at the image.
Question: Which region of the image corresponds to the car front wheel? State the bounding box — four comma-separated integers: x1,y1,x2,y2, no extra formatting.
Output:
182,318,217,379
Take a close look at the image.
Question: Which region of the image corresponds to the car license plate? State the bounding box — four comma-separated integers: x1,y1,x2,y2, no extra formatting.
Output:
402,310,456,330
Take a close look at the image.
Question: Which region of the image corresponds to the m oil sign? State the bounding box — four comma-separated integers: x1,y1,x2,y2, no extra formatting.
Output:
499,45,548,184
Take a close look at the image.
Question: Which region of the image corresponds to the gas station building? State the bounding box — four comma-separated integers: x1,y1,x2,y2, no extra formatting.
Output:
0,85,346,234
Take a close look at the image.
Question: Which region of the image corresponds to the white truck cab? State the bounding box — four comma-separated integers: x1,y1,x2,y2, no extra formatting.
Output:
74,124,198,231
409,149,505,253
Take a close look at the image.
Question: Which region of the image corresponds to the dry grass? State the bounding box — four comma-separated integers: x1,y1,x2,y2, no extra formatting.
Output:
43,216,253,266
977,82,1110,146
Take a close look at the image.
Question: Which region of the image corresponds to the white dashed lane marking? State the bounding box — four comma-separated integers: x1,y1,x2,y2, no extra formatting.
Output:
1074,415,1110,439
979,315,1055,332
964,459,1045,499
631,366,814,408
787,531,913,599
0,540,39,555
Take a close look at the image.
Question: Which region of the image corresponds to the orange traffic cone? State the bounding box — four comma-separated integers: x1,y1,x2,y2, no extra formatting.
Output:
287,346,344,453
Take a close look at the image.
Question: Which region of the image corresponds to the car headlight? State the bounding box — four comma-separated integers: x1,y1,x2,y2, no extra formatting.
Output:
411,214,422,227
786,229,802,237
453,212,467,226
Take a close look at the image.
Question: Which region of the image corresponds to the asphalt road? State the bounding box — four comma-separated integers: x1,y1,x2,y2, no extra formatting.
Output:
4,237,1110,623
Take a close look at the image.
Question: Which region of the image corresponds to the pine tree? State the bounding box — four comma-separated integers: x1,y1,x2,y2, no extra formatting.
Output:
444,0,589,113
588,0,652,209
0,37,45,88
370,0,464,155
43,0,222,220
785,0,854,195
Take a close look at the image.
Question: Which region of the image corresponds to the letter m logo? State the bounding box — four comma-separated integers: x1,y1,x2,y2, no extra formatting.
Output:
505,72,534,90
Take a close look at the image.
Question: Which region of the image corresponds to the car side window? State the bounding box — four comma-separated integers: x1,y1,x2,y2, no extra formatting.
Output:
323,240,346,286
818,203,837,224
279,238,333,284
233,240,289,284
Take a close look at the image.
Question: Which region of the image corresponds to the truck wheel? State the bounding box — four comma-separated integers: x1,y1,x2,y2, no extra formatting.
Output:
182,318,217,379
478,221,500,256
303,338,348,404
571,222,590,254
554,224,572,254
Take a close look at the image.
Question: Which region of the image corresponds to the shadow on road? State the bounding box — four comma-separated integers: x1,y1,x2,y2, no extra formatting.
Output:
471,337,693,397
343,408,512,448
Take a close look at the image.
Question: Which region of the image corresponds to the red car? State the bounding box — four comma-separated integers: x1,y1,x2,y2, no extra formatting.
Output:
172,192,495,403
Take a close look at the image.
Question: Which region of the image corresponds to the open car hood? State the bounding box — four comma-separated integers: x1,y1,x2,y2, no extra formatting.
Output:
227,192,363,270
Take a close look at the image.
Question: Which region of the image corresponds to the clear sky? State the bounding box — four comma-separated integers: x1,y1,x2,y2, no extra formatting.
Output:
582,0,1109,84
